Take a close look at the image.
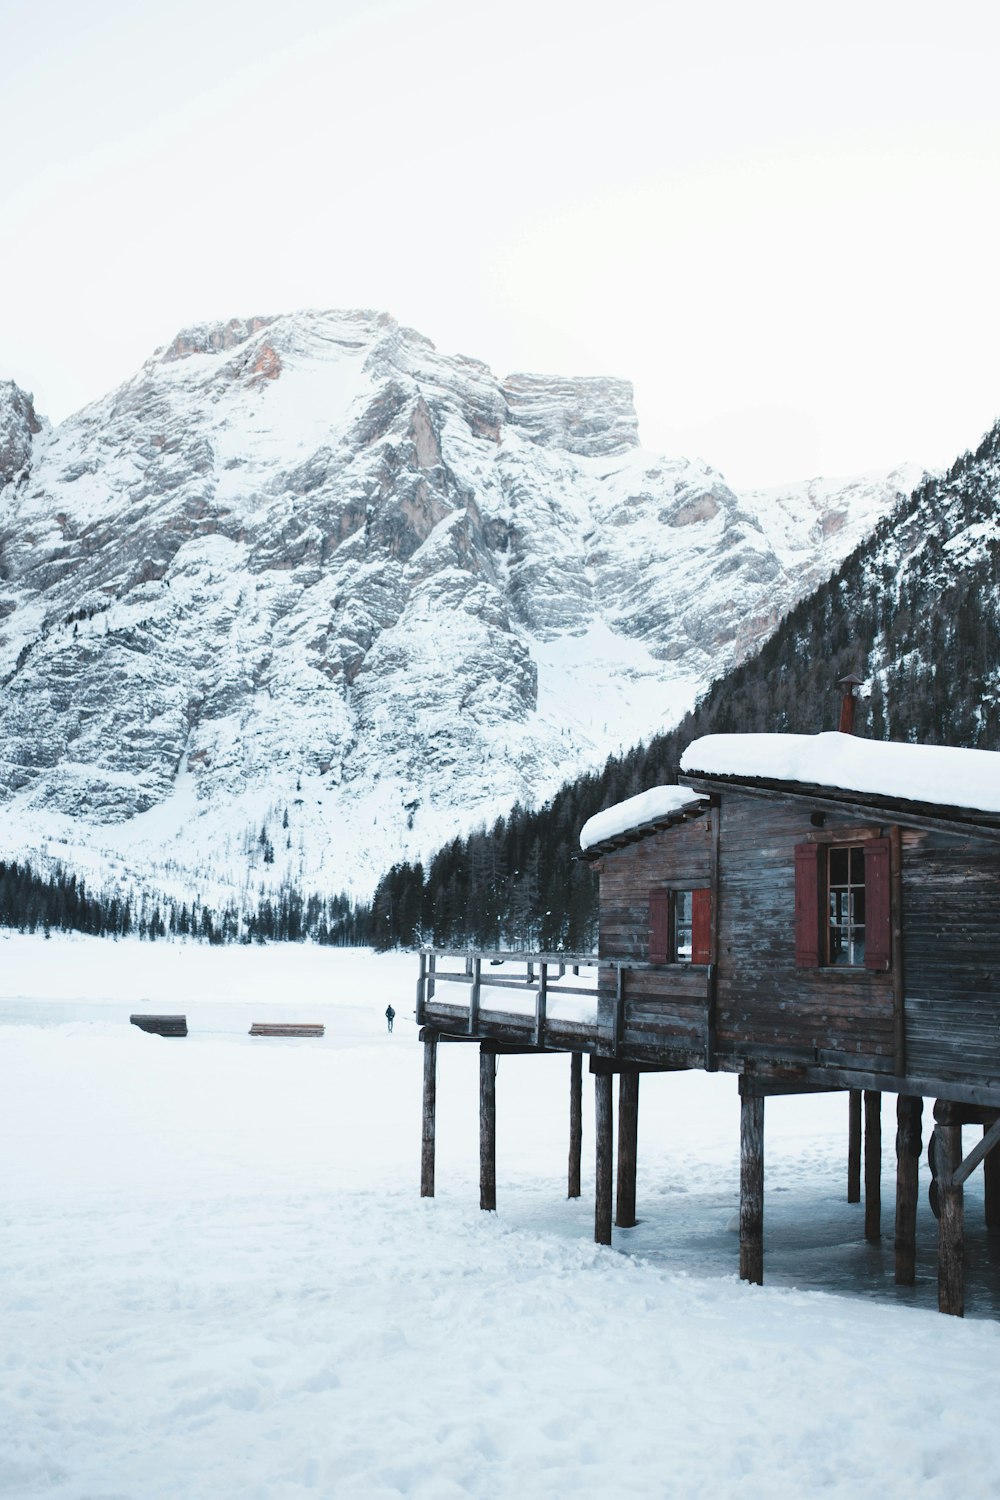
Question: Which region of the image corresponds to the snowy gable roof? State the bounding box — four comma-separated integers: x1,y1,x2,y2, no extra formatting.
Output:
679,732,1000,818
579,786,708,853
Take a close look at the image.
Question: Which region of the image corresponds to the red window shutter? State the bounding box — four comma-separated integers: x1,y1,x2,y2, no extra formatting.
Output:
864,837,892,971
794,843,821,967
649,890,670,963
691,888,712,965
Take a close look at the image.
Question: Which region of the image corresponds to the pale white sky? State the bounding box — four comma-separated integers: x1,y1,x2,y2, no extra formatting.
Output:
3,0,1000,488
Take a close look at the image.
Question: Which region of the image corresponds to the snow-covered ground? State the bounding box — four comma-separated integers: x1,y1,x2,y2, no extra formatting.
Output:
2,933,999,1498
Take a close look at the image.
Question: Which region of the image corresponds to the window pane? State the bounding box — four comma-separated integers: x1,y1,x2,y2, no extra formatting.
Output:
675,890,693,962
826,845,866,966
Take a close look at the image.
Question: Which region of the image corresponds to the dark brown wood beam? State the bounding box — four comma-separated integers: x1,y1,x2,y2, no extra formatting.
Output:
847,1089,862,1203
568,1052,582,1199
594,1072,614,1246
894,1094,922,1285
934,1101,964,1316
739,1087,764,1285
984,1126,1000,1230
864,1091,882,1242
615,1071,639,1228
421,1032,437,1199
480,1047,496,1212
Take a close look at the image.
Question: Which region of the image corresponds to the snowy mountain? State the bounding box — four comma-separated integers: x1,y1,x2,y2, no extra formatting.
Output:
0,311,921,901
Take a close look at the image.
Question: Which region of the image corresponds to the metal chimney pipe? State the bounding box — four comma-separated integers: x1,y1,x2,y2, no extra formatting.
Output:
838,673,864,735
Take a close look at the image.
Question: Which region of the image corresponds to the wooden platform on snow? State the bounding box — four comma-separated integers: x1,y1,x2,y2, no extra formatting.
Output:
249,1022,325,1038
130,1014,188,1037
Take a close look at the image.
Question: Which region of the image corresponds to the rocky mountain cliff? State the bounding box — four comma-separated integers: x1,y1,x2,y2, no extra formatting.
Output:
0,310,920,901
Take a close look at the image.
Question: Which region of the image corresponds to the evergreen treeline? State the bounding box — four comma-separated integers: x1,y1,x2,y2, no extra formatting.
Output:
0,859,371,946
370,422,1000,951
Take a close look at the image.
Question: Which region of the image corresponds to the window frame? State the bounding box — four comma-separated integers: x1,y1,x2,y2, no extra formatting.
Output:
794,832,891,973
649,886,711,966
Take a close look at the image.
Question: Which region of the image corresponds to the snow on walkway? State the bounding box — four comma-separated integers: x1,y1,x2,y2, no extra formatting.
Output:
1,934,998,1499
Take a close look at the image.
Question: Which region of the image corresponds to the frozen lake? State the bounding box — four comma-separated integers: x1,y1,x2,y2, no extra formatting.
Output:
2,932,999,1498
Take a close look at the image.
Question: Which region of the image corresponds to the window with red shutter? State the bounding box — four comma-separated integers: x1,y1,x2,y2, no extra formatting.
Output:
795,837,893,969
649,888,711,964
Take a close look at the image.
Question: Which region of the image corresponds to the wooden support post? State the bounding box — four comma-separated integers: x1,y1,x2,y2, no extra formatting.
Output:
594,1071,614,1246
847,1089,862,1203
739,1085,764,1285
420,1032,437,1198
894,1094,922,1286
864,1090,881,1241
615,1070,639,1228
985,1125,1000,1230
935,1103,964,1317
479,1047,496,1211
568,1052,582,1199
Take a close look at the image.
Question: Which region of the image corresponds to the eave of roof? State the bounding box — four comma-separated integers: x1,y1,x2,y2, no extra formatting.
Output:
679,771,1000,843
576,799,711,861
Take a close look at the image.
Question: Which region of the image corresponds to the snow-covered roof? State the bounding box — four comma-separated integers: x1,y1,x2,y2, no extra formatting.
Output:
579,786,708,852
679,732,1000,817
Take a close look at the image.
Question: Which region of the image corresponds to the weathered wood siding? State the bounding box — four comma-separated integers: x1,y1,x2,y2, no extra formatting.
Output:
713,793,894,1071
597,815,714,960
595,790,1000,1092
595,813,713,1061
901,829,1000,1084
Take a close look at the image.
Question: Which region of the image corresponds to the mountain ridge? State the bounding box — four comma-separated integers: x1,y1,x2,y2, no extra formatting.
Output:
0,309,921,905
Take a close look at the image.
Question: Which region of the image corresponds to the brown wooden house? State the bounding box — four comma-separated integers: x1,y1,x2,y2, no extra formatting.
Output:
416,701,1000,1316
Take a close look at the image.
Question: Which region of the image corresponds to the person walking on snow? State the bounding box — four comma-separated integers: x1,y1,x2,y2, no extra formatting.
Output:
385,1005,395,1034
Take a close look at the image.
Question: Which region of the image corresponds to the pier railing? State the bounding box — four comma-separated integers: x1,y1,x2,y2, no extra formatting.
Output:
416,947,710,1056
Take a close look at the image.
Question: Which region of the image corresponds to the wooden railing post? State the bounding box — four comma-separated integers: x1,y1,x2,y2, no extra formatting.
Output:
568,1052,582,1198
534,961,548,1048
420,1031,438,1198
613,966,625,1056
415,950,427,1025
468,956,481,1036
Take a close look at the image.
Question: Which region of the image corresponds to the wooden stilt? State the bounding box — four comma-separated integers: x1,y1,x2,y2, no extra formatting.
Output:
847,1089,862,1203
864,1090,881,1241
420,1032,437,1198
594,1071,614,1246
568,1052,582,1199
984,1125,1000,1230
479,1047,496,1211
894,1094,922,1285
615,1070,639,1228
739,1085,764,1285
935,1104,964,1316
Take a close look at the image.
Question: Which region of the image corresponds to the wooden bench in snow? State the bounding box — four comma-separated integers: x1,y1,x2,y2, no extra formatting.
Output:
249,1022,325,1038
130,1014,188,1037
